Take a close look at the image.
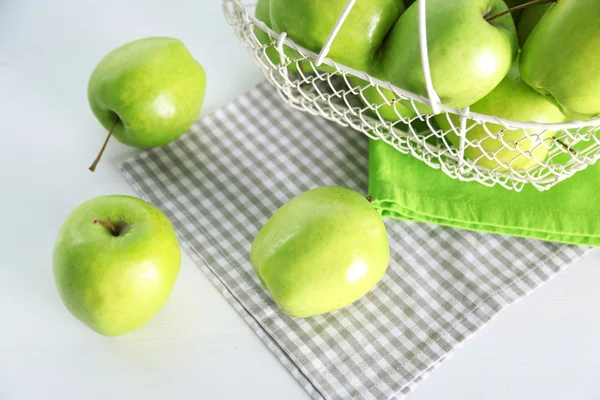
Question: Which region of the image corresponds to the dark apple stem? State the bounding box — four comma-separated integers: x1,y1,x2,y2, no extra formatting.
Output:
89,118,119,172
485,0,557,22
93,219,118,235
556,139,577,156
366,195,373,203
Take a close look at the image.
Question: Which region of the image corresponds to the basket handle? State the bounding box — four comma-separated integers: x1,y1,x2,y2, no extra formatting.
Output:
457,106,470,167
317,0,441,114
418,0,441,114
315,0,357,66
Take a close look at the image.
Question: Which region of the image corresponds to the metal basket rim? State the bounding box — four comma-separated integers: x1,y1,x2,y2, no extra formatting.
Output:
238,3,600,131
224,0,600,192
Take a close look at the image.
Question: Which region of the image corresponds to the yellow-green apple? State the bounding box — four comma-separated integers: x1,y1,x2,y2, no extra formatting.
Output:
348,62,416,123
53,195,181,336
435,57,565,171
251,187,389,318
521,0,600,119
269,0,405,72
88,37,206,170
382,0,518,109
253,0,310,73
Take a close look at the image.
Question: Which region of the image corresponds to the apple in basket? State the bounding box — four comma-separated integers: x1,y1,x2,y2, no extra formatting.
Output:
251,187,390,318
348,61,417,123
87,37,207,171
382,0,518,110
520,0,600,119
256,0,405,73
351,0,520,124
253,0,311,73
53,196,181,336
434,56,565,172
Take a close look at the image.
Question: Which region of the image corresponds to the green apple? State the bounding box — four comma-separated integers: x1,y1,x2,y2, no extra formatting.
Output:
251,187,389,318
434,56,565,171
517,3,551,46
53,195,181,336
253,0,310,74
348,61,416,123
521,0,600,119
88,37,206,165
382,0,518,109
270,0,405,72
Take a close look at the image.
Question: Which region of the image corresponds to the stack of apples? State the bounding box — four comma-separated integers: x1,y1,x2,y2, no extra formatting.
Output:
255,0,600,171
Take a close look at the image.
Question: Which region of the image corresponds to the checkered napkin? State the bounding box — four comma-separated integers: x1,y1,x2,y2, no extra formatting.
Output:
120,82,587,399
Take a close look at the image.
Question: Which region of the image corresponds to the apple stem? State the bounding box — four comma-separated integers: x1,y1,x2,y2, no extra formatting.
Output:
556,139,577,156
89,118,119,172
93,219,118,235
366,196,373,203
485,0,557,22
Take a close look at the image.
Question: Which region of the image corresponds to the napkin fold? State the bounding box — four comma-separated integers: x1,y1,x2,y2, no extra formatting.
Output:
369,139,600,246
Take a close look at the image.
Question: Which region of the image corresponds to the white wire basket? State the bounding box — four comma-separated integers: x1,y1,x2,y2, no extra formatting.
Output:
223,0,600,191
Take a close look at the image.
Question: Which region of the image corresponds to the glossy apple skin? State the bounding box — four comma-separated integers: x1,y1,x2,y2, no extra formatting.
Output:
88,37,206,148
382,0,518,109
250,187,390,318
53,196,181,336
435,57,565,171
520,0,600,119
270,0,405,72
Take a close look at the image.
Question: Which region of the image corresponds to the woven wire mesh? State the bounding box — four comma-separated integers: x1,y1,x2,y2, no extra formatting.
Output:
223,0,600,191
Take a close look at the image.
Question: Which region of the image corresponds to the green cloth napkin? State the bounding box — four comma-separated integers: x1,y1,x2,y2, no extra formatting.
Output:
369,139,600,246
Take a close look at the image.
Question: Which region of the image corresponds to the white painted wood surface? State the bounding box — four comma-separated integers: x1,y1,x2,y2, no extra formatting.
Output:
1,1,599,398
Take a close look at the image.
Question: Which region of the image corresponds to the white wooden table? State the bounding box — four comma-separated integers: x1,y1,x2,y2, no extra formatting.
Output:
1,1,599,398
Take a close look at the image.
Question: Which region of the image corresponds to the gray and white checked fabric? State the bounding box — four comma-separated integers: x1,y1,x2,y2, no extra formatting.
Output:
120,82,587,400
